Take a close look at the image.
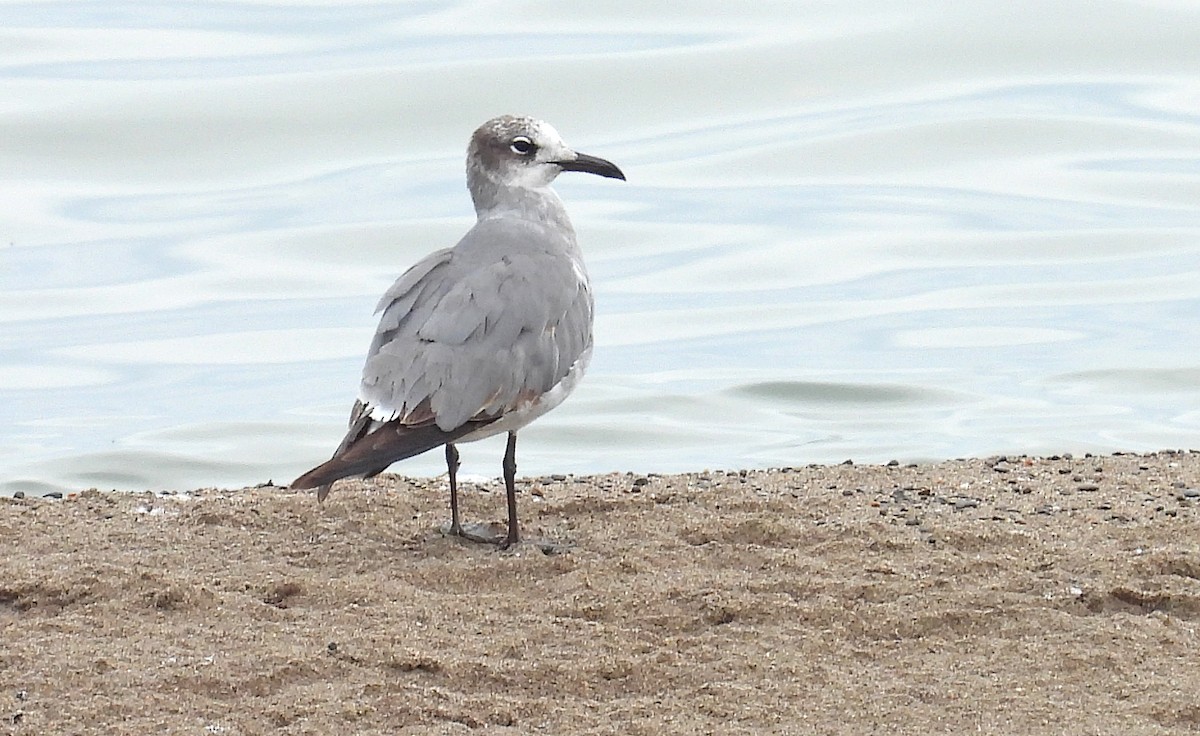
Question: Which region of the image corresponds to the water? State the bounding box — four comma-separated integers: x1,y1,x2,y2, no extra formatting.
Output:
3,1,1199,495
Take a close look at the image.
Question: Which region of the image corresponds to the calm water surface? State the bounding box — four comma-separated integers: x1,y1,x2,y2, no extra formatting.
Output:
3,2,1199,494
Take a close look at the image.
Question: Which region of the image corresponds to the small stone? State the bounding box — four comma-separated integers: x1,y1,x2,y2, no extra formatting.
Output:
631,476,650,489
550,474,567,482
954,498,979,511
1183,489,1200,499
42,492,63,500
886,459,899,467
12,491,24,499
1078,483,1100,492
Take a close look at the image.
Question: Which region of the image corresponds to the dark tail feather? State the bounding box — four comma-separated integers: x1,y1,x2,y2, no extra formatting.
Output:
291,419,493,492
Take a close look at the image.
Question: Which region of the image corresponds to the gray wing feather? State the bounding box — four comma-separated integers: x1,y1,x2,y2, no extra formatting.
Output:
359,218,592,432
373,248,453,320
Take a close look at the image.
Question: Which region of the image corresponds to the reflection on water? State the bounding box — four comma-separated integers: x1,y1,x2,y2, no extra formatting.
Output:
2,2,1199,494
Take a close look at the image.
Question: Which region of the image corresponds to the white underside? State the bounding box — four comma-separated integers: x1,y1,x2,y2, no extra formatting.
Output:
457,344,591,442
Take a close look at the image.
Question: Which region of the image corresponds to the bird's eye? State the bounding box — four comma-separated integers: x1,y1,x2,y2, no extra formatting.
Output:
510,136,536,155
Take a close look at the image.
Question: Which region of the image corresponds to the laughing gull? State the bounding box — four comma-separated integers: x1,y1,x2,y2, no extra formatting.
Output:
292,115,625,548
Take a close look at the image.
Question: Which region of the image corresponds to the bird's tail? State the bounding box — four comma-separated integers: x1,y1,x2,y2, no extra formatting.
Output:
291,419,494,496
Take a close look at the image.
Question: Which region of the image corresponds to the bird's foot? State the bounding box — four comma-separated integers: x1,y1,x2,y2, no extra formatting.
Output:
439,520,507,546
438,521,572,554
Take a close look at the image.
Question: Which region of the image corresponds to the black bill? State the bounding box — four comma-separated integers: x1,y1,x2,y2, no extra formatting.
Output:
557,152,626,181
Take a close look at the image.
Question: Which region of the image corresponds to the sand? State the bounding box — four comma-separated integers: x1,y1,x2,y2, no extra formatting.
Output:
3,450,1200,735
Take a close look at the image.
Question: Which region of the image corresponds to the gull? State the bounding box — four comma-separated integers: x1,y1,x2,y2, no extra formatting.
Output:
292,115,625,548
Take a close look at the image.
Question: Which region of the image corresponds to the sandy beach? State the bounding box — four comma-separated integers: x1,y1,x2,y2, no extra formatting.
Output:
3,450,1200,734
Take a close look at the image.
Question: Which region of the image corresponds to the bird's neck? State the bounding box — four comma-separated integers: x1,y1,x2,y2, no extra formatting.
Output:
472,183,575,237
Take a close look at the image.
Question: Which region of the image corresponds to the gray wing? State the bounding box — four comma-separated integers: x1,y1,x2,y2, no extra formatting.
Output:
360,217,593,432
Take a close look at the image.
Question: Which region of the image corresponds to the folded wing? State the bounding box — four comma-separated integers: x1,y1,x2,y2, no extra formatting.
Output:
292,218,593,492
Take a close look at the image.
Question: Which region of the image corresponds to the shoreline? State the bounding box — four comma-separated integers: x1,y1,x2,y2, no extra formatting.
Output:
3,450,1199,733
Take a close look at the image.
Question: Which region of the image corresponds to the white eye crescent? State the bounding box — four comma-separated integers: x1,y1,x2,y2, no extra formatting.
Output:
510,136,536,155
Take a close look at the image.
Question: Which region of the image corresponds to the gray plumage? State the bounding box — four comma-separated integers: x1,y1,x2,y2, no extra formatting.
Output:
292,115,625,547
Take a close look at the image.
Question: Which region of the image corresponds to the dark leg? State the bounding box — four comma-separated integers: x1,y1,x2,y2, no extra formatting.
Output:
501,432,519,548
446,443,462,536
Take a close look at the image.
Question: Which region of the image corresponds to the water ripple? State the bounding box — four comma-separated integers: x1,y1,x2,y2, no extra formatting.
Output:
2,1,1199,493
